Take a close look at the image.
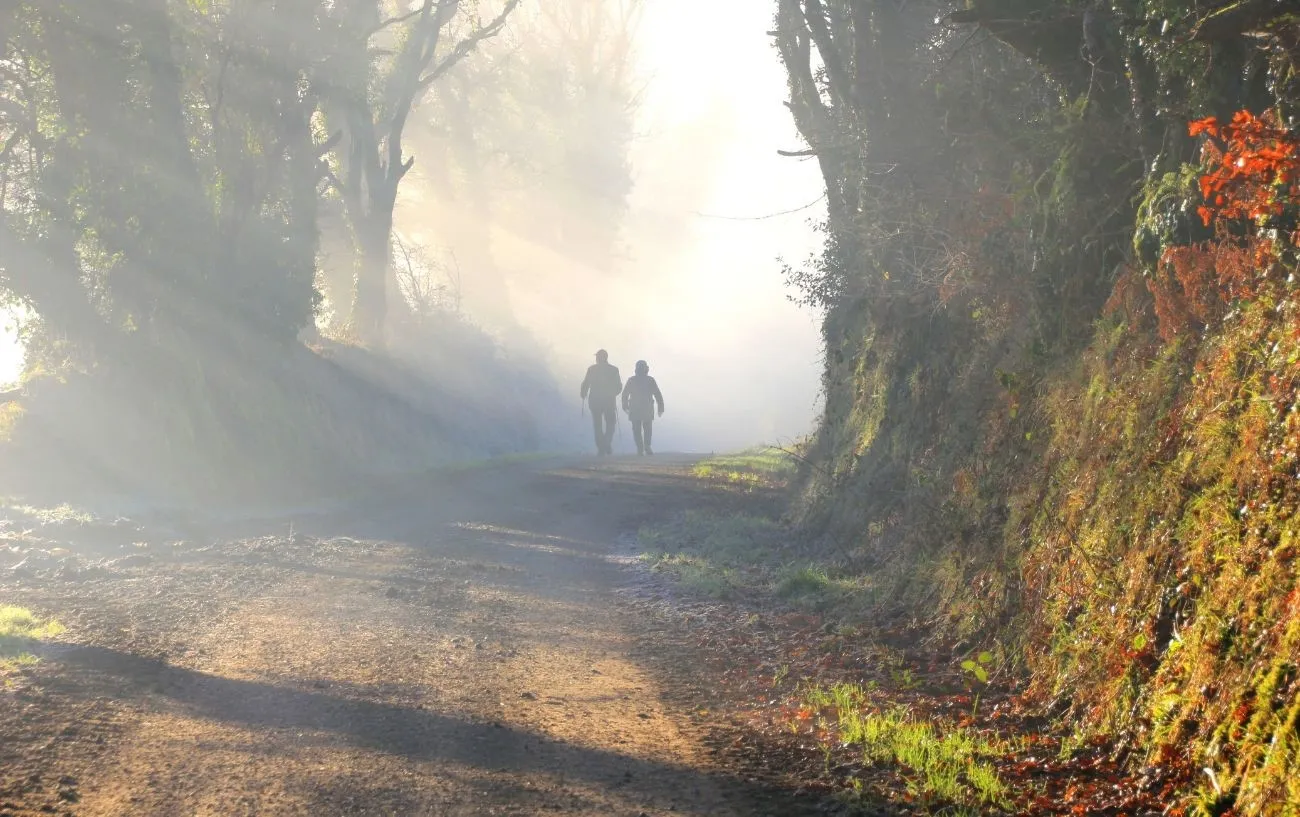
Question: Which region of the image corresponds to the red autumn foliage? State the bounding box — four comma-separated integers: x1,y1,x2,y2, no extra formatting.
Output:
1139,110,1300,341
1151,241,1264,341
1190,110,1300,232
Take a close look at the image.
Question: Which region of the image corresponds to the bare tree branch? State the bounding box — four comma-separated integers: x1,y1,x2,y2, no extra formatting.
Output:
415,0,523,91
366,5,426,38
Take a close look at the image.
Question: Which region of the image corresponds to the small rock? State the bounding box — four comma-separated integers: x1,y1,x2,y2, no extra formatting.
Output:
519,691,537,700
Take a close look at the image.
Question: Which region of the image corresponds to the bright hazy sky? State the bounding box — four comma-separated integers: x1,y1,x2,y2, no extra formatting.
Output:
434,0,827,451
614,0,826,449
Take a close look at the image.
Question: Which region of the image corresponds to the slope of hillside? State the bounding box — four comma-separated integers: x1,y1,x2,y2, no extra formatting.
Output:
778,3,1300,813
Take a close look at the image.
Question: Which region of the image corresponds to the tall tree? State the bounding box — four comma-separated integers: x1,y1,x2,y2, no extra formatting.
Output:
1,0,335,370
321,0,522,346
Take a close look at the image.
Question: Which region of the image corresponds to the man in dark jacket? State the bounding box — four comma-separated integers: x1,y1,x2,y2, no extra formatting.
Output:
580,349,622,455
621,360,664,456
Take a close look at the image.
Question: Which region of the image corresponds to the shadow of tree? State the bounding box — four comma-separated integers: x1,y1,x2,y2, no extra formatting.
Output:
52,644,813,814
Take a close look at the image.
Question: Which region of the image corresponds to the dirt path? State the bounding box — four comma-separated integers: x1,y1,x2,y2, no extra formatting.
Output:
1,457,814,817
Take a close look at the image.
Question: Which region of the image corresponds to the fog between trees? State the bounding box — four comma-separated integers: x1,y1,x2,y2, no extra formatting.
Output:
0,0,821,463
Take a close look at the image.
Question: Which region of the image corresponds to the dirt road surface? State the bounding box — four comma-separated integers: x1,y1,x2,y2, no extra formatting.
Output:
0,457,817,817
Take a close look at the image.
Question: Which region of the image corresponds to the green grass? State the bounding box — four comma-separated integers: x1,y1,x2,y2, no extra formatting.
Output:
639,510,781,599
639,508,868,611
691,447,799,489
777,564,833,598
0,605,64,676
805,682,1012,811
639,551,740,598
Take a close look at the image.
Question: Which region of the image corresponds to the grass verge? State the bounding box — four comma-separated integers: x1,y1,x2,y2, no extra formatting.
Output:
641,449,866,608
0,605,64,679
691,447,799,490
804,682,1013,813
639,508,860,609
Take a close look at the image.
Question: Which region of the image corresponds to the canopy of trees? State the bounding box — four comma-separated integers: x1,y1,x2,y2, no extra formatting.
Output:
0,0,525,367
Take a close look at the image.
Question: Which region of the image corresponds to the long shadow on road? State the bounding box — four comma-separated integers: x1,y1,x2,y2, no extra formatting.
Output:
53,644,800,814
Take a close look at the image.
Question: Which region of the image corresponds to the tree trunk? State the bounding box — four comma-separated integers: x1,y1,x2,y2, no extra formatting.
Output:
352,190,394,347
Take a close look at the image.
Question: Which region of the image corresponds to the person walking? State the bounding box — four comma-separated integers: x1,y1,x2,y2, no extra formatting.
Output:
621,360,664,456
580,349,622,455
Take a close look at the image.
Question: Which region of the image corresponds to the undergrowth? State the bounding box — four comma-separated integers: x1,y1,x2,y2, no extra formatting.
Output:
1012,291,1300,813
0,324,568,505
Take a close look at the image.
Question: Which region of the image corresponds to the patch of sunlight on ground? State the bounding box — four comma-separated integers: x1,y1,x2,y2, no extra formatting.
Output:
691,447,799,489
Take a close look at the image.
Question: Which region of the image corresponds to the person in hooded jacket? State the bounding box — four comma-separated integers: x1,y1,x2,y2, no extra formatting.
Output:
621,360,664,456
